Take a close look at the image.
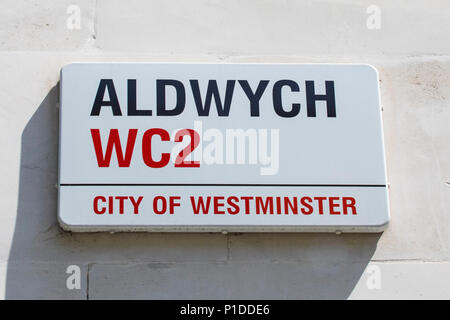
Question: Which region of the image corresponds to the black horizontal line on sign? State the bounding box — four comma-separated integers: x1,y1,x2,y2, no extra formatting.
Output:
59,183,386,187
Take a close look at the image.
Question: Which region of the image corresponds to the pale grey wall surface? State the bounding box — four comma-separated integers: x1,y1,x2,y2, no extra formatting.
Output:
0,0,449,299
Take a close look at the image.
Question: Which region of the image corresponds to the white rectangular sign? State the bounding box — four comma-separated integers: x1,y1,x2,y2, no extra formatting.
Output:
58,63,389,232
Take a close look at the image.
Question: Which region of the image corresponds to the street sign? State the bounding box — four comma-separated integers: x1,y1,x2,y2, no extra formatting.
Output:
58,63,389,232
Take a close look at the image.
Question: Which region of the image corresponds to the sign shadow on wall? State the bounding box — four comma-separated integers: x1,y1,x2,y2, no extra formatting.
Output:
6,83,382,299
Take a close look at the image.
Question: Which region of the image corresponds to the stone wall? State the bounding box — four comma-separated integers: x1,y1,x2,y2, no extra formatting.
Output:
0,0,449,299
